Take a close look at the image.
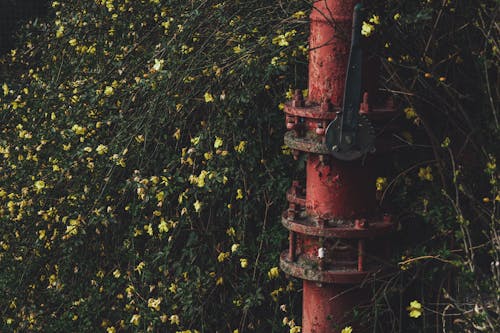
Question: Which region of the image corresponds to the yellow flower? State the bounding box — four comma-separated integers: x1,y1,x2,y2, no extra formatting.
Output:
193,200,202,212
134,261,145,274
69,38,77,46
375,177,387,191
148,297,162,311
152,58,164,71
104,86,114,96
204,92,214,103
169,314,180,325
96,144,108,155
216,276,224,285
361,22,375,37
158,219,169,233
407,300,423,318
394,13,401,20
290,326,301,333
56,25,64,38
226,227,236,236
106,327,116,333
404,107,417,119
2,83,9,96
369,15,380,25
217,251,230,262
233,45,242,54
418,166,433,181
234,140,246,153
112,269,120,278
34,180,45,193
71,124,86,135
341,326,353,333
173,128,181,140
130,314,141,326
268,266,279,279
292,11,306,19
231,243,240,253
240,258,248,268
214,136,223,148
236,188,244,200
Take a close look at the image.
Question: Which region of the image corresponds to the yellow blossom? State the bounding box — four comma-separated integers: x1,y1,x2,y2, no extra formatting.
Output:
290,326,301,333
96,144,108,155
134,261,145,274
152,58,164,71
236,188,244,200
169,314,180,325
234,140,246,153
418,166,433,181
2,83,9,96
214,136,223,148
404,107,417,119
112,269,120,278
56,25,64,38
361,22,375,37
217,251,230,262
369,15,380,25
226,227,236,236
240,258,248,268
173,128,181,140
148,297,162,311
204,92,214,103
407,300,423,318
193,200,202,212
341,327,353,333
376,177,387,191
104,86,114,96
231,243,240,253
130,314,141,326
268,266,279,279
34,180,46,193
292,11,306,19
69,38,77,46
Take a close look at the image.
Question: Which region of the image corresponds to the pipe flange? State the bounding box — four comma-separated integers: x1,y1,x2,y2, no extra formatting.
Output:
281,212,395,239
280,252,374,284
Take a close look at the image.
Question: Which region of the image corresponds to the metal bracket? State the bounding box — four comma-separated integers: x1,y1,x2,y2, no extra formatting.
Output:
325,3,375,161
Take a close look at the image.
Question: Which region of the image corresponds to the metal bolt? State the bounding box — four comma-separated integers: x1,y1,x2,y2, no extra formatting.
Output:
360,92,369,113
292,89,305,107
288,203,296,220
320,97,332,112
286,116,296,130
354,218,367,229
315,122,325,136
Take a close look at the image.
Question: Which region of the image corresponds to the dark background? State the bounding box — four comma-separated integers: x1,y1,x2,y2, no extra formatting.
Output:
0,0,48,55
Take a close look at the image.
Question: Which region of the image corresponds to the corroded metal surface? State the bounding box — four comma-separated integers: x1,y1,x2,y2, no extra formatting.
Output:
281,212,395,239
280,252,371,284
280,1,397,332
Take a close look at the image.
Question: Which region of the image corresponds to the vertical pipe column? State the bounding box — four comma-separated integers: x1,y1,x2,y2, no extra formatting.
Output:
280,1,396,332
308,0,357,106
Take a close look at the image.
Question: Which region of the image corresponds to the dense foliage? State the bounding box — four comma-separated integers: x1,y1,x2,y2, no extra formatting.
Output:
0,0,498,332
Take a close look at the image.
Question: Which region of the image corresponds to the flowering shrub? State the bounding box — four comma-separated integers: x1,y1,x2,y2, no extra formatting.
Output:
0,0,308,331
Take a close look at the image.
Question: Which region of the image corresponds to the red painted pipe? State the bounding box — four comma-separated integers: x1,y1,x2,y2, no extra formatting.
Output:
308,0,358,107
280,1,396,332
305,2,371,331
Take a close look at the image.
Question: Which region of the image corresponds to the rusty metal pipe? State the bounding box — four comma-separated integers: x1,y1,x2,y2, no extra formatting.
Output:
280,1,396,332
